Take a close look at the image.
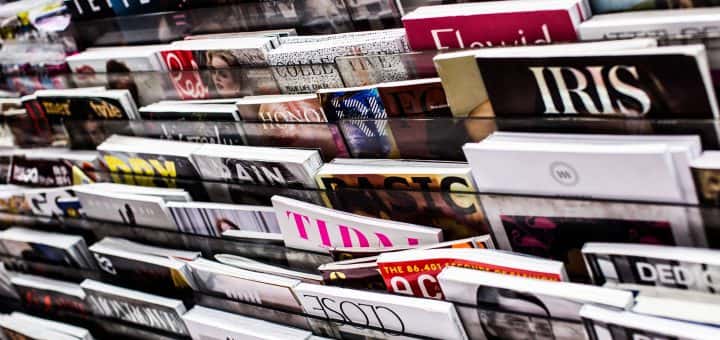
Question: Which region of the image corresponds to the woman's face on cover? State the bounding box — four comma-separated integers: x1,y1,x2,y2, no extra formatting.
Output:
209,57,240,97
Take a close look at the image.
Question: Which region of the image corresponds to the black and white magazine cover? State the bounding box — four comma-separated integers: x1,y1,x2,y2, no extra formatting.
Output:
189,258,304,313
190,144,323,189
438,267,633,340
74,187,177,230
295,283,468,340
81,279,189,336
182,305,315,340
583,243,720,296
580,304,720,340
89,237,199,291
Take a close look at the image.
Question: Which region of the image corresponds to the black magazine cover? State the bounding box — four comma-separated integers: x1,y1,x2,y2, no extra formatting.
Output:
480,53,717,118
90,251,193,294
100,150,201,180
14,283,89,316
498,216,677,281
38,96,134,121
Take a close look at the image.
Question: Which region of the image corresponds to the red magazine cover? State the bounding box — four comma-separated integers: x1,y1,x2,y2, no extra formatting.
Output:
159,50,209,99
377,248,567,299
402,3,584,51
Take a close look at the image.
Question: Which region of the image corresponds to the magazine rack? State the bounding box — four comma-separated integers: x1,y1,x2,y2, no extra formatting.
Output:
2,170,719,282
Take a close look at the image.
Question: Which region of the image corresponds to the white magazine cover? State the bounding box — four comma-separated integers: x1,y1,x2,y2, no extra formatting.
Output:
486,132,701,204
582,243,720,296
271,195,443,253
214,254,323,284
580,304,720,340
438,267,633,340
578,8,720,40
74,188,176,230
9,312,93,340
10,273,85,299
463,139,686,203
182,306,314,340
81,183,191,202
0,262,17,299
188,258,304,313
295,283,468,340
0,314,82,340
632,295,720,326
167,201,280,237
65,44,167,73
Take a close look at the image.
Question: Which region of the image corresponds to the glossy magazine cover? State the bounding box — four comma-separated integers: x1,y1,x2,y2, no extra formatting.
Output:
478,52,718,118
319,87,387,120
100,149,201,180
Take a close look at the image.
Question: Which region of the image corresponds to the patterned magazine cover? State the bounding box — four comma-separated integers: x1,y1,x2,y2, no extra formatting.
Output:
319,87,387,121
336,54,411,87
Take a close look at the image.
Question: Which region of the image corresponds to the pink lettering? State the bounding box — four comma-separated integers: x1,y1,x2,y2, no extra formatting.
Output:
339,225,370,247
286,211,309,240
